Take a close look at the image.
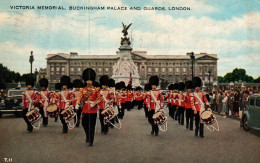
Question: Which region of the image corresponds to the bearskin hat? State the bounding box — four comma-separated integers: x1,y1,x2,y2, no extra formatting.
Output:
144,83,151,91
39,78,48,88
99,75,109,86
73,79,83,88
127,85,132,90
172,83,179,90
93,81,101,88
82,68,96,82
26,77,35,87
168,84,174,90
60,75,71,86
115,83,121,90
108,78,116,88
178,82,185,91
185,80,193,89
136,86,142,91
120,81,126,89
55,83,61,90
149,76,159,86
192,76,202,88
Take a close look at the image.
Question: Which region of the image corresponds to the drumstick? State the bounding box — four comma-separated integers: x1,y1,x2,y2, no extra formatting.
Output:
64,112,86,138
64,103,96,138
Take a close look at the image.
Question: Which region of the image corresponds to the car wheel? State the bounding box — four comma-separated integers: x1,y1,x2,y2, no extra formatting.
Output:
243,116,249,131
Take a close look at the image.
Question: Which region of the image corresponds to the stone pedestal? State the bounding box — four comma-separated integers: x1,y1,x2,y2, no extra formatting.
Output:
112,37,141,87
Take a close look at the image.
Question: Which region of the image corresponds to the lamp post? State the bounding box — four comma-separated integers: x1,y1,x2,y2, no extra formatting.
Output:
189,52,195,80
29,51,34,77
208,69,211,90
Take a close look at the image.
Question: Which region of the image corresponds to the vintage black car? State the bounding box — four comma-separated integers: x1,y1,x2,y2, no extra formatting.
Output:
0,87,27,117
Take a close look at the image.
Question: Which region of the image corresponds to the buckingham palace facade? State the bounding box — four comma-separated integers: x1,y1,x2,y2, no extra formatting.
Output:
46,51,218,90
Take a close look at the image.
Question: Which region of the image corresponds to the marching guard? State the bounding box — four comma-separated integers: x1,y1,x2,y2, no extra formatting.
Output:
72,79,83,127
115,83,122,119
52,83,61,122
184,81,194,130
59,76,73,133
177,82,186,125
171,83,179,121
22,77,37,132
135,86,143,110
119,81,127,119
147,76,164,136
98,75,114,134
191,77,210,137
166,84,173,118
36,78,50,127
143,83,151,118
126,86,134,111
76,68,102,146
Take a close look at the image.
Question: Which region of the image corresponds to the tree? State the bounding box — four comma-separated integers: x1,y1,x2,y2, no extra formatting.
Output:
217,76,224,83
222,68,255,83
254,76,260,83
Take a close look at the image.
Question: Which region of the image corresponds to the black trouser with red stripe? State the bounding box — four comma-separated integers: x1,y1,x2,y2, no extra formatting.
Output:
178,107,185,125
185,108,194,130
39,106,48,126
195,111,204,137
59,109,68,133
148,109,159,134
137,100,143,110
99,109,109,133
172,105,177,120
168,103,172,117
22,108,33,132
118,103,126,119
82,113,97,144
126,101,132,111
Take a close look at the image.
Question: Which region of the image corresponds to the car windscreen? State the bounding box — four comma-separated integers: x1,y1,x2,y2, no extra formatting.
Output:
8,90,24,97
256,97,260,107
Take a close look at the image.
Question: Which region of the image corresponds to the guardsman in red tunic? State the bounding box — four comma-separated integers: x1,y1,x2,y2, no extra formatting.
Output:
166,84,173,118
22,77,37,132
184,81,194,130
143,83,151,118
36,78,50,127
115,83,122,119
135,86,143,110
59,76,73,133
191,77,210,138
72,79,83,127
119,82,127,119
146,76,164,136
126,86,134,111
171,83,179,121
177,82,186,125
76,68,102,146
98,75,114,134
51,83,61,122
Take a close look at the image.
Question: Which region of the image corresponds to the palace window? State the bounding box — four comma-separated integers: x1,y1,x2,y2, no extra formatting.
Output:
98,68,102,72
155,68,159,72
62,67,65,72
71,67,74,72
148,68,152,72
78,67,81,72
176,68,179,73
162,68,166,72
56,67,60,71
105,68,109,72
169,68,173,72
183,68,186,73
51,67,54,72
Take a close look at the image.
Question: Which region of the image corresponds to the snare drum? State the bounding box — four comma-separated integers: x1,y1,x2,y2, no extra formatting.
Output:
101,107,115,122
26,109,41,124
200,110,216,125
152,111,167,125
61,107,76,122
46,104,59,118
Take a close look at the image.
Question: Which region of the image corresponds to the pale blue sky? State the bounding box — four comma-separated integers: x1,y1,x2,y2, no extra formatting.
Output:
0,0,259,78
